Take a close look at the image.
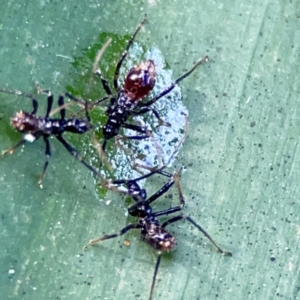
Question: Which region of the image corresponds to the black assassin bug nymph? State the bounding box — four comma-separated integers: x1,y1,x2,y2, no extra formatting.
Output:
71,15,209,155
0,38,113,185
85,124,232,299
85,167,232,300
0,86,104,186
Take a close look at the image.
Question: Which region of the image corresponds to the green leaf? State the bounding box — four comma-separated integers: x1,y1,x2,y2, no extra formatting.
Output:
1,1,299,300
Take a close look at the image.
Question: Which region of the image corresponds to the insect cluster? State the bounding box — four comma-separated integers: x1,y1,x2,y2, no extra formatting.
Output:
1,16,231,300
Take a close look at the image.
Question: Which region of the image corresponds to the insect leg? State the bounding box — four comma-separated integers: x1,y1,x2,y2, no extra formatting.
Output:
58,95,65,120
55,134,103,179
1,139,26,156
94,68,112,95
119,122,151,140
31,98,38,115
149,254,162,300
36,85,54,118
131,107,171,127
93,96,110,106
113,15,148,91
38,136,51,185
145,175,176,205
172,169,185,207
161,215,232,256
45,92,54,119
140,56,209,107
84,223,142,249
92,38,113,95
64,92,108,119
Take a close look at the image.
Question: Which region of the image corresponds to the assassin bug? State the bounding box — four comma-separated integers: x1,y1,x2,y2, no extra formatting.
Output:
0,86,104,186
85,15,208,154
0,39,113,185
85,118,231,300
85,167,232,300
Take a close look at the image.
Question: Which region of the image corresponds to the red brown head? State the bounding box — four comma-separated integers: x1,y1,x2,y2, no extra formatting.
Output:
123,60,156,101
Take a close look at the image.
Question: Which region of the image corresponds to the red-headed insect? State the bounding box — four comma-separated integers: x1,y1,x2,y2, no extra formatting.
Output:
79,15,208,155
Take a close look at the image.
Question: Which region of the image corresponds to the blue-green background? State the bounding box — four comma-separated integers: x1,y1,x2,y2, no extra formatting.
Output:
1,1,300,300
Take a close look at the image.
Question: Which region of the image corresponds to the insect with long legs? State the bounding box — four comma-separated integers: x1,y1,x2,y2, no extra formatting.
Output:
0,86,104,186
83,15,209,154
85,164,232,300
0,39,113,185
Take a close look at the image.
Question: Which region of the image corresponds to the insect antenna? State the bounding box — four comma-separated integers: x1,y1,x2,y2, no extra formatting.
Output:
59,38,113,121
0,87,33,99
